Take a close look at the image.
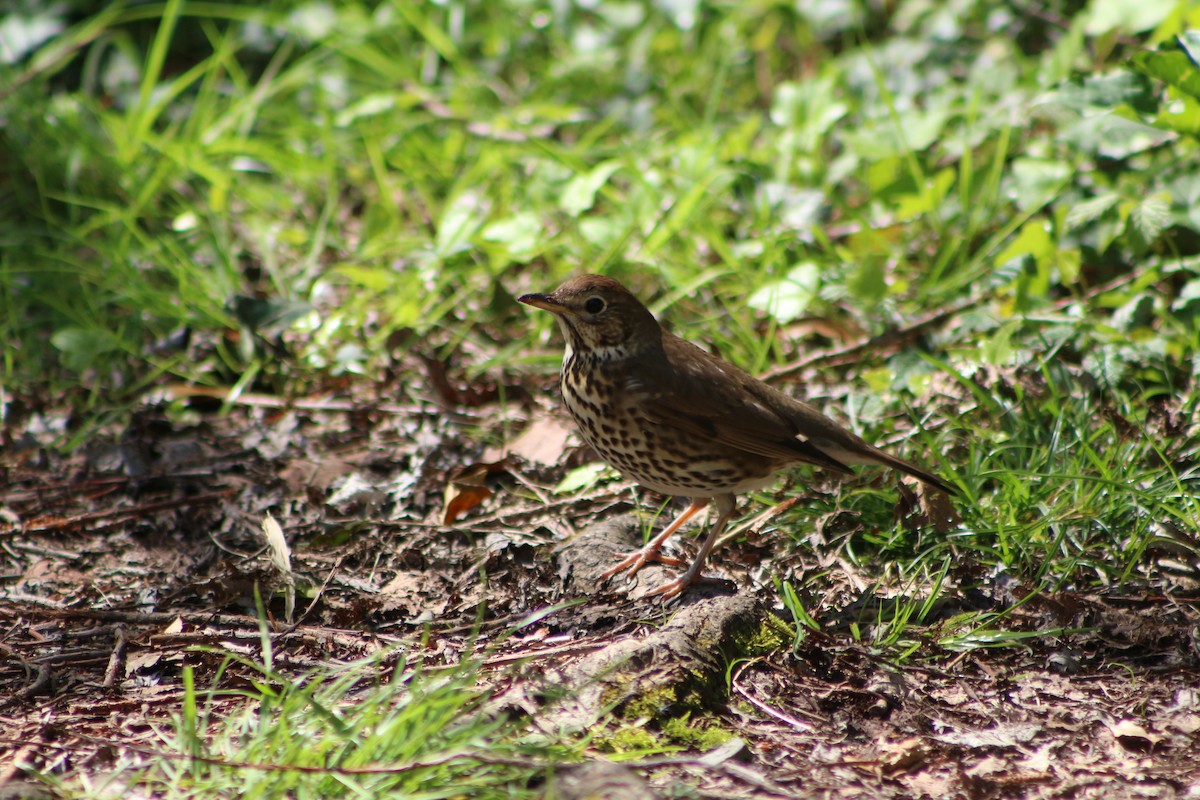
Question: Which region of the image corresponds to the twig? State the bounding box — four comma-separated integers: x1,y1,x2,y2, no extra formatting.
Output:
763,263,1149,382
16,665,52,703
730,662,818,732
4,491,233,537
762,299,976,381
0,601,409,646
103,624,128,688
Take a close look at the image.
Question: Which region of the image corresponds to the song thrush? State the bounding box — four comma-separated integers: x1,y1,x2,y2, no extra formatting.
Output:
519,274,957,598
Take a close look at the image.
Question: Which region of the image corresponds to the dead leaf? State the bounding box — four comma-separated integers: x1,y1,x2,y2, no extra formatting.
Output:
1169,714,1200,735
895,480,960,532
279,458,356,494
506,416,574,465
1108,720,1163,752
379,570,449,619
964,754,1007,777
262,513,292,576
262,513,295,622
327,473,387,516
125,651,163,676
879,736,931,774
481,415,575,465
421,355,499,407
443,460,508,525
783,316,865,345
933,722,1040,748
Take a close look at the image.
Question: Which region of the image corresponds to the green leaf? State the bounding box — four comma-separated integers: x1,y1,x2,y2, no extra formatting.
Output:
861,366,893,394
1010,159,1073,212
435,192,489,259
51,326,123,372
848,258,887,305
996,220,1055,267
1131,48,1200,102
580,217,624,246
1063,193,1120,230
1053,71,1157,113
1060,112,1175,157
1130,193,1171,242
1180,30,1200,65
1082,344,1132,385
1149,95,1200,137
334,93,397,126
560,162,621,217
554,462,616,494
229,296,315,331
748,263,821,322
1082,0,1178,36
1058,248,1082,285
482,212,543,262
843,106,951,160
762,184,824,230
1171,277,1200,312
333,265,394,291
769,76,848,151
981,320,1021,366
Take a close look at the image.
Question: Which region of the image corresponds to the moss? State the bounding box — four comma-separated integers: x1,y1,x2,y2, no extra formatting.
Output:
661,713,733,751
602,725,660,753
619,685,680,719
731,613,791,657
594,714,734,756
615,673,728,721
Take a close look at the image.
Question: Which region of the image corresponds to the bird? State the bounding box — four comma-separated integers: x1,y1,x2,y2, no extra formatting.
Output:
518,274,957,598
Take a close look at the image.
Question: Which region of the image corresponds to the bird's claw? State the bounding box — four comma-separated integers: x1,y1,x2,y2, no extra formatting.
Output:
644,577,690,598
599,547,686,582
643,572,730,598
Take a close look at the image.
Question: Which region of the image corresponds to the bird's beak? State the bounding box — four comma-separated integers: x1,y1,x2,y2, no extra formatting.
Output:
518,292,566,313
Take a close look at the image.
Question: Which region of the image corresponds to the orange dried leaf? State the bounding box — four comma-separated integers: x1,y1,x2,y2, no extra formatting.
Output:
442,461,508,525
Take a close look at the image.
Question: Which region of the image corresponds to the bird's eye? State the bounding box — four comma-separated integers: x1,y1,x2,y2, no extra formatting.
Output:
584,297,605,314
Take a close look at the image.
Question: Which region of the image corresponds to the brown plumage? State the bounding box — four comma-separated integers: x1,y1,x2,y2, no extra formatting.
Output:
519,274,957,597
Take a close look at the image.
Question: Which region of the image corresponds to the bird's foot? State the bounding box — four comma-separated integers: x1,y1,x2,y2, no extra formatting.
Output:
643,575,692,599
599,547,686,582
644,572,728,599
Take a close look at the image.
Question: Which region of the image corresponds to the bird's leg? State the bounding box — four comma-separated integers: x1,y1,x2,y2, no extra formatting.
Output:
600,498,709,582
646,494,737,598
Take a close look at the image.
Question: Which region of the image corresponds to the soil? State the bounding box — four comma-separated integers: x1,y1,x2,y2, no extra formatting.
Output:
2,389,1198,799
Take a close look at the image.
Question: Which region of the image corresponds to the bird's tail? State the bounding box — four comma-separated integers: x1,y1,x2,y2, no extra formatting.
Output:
870,450,958,496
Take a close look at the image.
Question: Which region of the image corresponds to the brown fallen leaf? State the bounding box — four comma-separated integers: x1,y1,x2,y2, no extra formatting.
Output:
783,316,866,346
879,736,932,774
482,415,575,466
279,457,356,494
1108,719,1163,752
895,479,960,532
443,460,508,525
506,416,574,465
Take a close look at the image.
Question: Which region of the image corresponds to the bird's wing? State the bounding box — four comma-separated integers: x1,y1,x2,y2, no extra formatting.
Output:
627,334,855,474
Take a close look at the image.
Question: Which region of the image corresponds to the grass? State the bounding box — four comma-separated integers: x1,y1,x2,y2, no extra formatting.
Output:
5,0,1200,792
42,642,584,799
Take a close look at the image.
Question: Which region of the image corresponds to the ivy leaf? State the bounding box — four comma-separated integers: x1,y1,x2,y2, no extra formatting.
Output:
1063,193,1120,231
1130,193,1171,243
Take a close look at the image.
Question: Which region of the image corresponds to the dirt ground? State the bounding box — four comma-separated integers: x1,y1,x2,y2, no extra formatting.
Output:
2,391,1199,799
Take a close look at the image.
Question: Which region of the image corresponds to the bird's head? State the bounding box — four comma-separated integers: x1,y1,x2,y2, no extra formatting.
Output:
519,274,662,358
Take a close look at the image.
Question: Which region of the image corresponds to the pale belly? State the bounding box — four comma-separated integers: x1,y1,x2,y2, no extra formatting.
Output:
562,381,779,498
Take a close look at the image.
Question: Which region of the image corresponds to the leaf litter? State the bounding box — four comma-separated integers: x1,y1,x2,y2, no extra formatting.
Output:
0,361,1198,799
